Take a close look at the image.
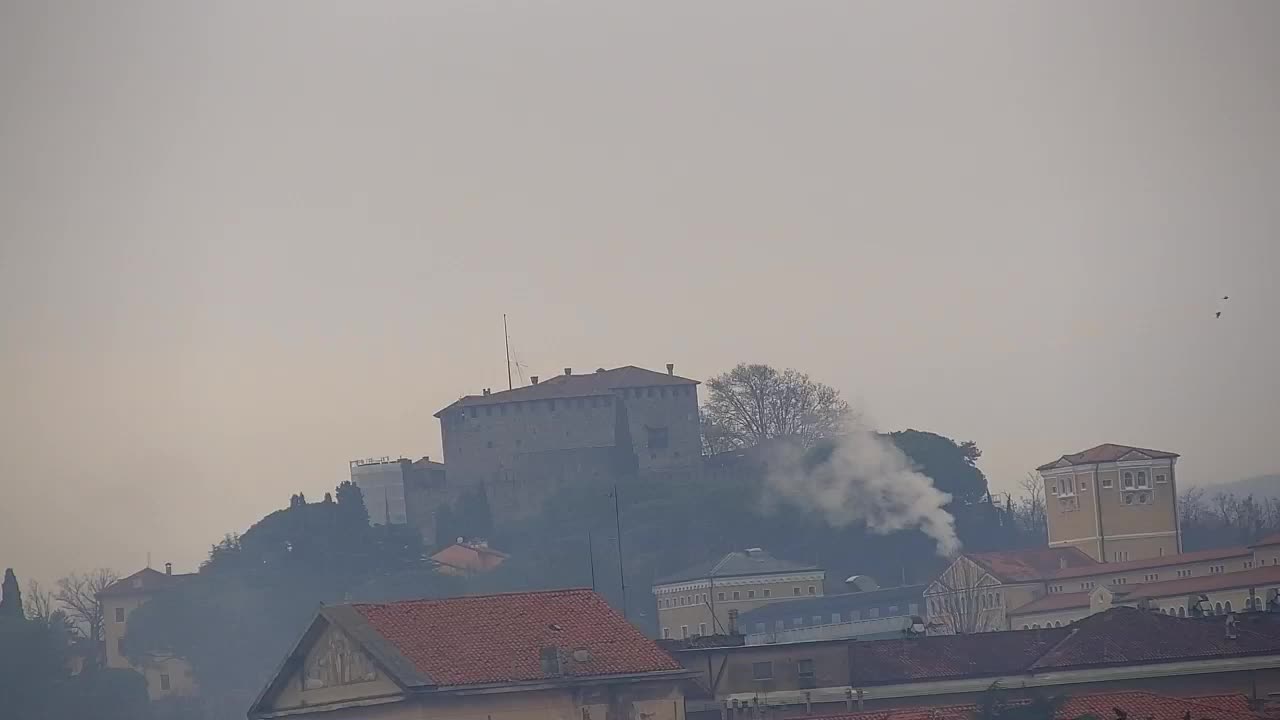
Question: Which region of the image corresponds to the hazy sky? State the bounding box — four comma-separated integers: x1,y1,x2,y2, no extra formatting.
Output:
3,1,1278,586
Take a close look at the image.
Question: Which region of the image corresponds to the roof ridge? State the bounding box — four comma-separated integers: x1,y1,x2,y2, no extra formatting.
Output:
348,586,596,609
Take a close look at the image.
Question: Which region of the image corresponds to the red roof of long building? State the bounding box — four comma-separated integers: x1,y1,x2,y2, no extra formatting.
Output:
802,691,1259,720
350,588,682,686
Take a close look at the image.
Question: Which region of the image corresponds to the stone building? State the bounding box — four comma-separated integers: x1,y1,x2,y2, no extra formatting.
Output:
653,549,825,640
432,365,701,523
99,565,198,702
1036,443,1181,562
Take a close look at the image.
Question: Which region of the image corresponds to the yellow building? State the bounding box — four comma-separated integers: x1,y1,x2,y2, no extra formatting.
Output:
927,530,1280,632
653,549,825,640
249,588,694,720
1036,443,1181,562
98,565,198,701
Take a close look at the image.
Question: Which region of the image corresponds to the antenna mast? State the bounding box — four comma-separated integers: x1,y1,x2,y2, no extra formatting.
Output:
504,314,513,391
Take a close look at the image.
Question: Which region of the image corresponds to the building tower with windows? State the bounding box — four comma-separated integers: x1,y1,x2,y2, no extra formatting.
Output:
1036,443,1180,563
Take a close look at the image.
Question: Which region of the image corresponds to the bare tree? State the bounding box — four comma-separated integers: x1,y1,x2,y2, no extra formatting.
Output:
702,363,852,451
56,568,118,666
925,555,1005,635
24,578,57,621
1014,472,1047,541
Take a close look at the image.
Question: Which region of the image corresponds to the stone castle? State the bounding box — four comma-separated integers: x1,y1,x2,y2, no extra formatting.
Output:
356,364,704,544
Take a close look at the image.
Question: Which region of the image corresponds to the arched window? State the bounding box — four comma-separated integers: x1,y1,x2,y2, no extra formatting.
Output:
1215,602,1224,615
1122,471,1134,489
1031,624,1040,629
1023,625,1030,630
1178,607,1185,617
1053,621,1062,627
1225,600,1233,613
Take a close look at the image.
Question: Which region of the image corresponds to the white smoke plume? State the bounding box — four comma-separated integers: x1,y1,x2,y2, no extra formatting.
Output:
762,432,961,557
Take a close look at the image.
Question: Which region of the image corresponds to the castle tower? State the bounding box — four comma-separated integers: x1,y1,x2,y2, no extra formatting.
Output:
1036,443,1180,562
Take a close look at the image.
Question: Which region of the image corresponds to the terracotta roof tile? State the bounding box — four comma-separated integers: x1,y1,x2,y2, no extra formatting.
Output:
848,626,1071,685
350,589,681,686
98,567,193,597
1252,532,1280,548
435,366,697,416
966,547,1096,582
1118,564,1280,602
1048,546,1251,580
803,692,1259,720
1031,607,1280,670
1037,443,1179,471
847,607,1280,685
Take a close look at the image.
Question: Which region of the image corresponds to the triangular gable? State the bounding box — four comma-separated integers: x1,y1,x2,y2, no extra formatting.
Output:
930,555,999,593
249,607,430,718
1116,449,1153,462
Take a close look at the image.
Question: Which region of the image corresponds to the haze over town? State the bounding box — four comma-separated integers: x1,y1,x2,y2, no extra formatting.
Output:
3,0,1279,592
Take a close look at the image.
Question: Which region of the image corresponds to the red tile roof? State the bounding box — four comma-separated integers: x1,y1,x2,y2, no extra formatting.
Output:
1031,607,1280,670
1049,545,1251,580
1007,591,1091,616
966,547,1096,582
435,365,697,416
98,567,192,597
802,692,1260,720
430,542,509,575
848,607,1280,685
1036,443,1179,471
1118,564,1280,601
351,589,682,686
849,626,1071,685
1253,532,1280,548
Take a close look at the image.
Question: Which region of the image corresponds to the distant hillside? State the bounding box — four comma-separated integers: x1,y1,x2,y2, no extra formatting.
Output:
1199,474,1280,500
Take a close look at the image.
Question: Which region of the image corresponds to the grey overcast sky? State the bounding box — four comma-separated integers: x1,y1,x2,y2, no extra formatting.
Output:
2,1,1278,585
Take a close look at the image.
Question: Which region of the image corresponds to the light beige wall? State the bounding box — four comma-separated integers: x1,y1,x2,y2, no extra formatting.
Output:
1009,606,1091,629
656,574,825,638
1045,471,1101,559
1096,465,1177,562
269,677,684,720
1253,546,1280,568
616,384,701,470
101,592,198,700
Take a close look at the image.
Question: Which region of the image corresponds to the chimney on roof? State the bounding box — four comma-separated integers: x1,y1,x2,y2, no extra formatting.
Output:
667,363,674,375
1059,556,1069,570
531,376,539,385
564,367,572,375
482,388,491,396
164,563,172,576
596,368,606,373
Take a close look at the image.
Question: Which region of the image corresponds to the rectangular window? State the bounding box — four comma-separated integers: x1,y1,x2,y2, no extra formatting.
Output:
752,662,773,681
763,589,770,598
160,674,170,691
868,607,879,619
469,407,478,418
812,615,823,625
718,592,725,601
1136,471,1150,488
115,607,125,623
733,591,740,600
646,426,669,449
1155,473,1167,484
775,620,785,630
832,613,842,624
792,617,803,627
793,587,801,596
681,626,689,638
1102,476,1113,488
748,590,756,599
1122,472,1135,489
699,623,707,636
808,585,816,595
663,628,670,639
797,658,814,679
